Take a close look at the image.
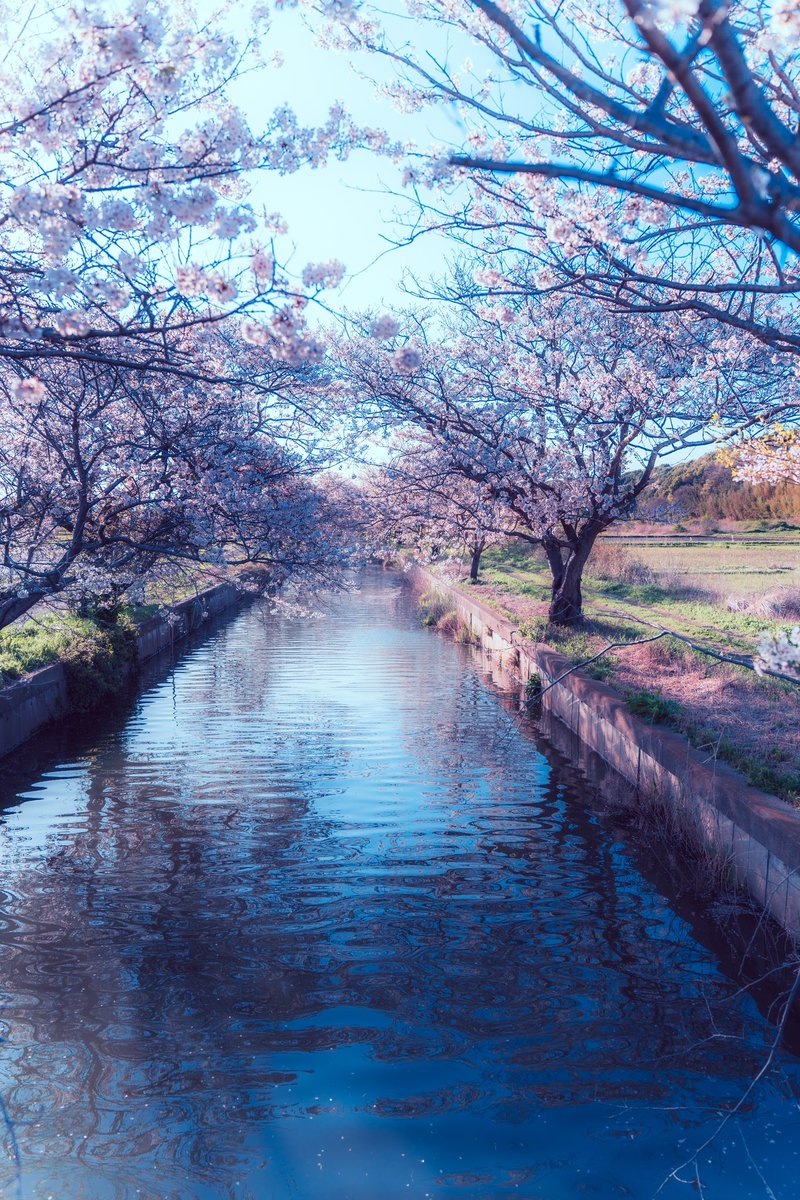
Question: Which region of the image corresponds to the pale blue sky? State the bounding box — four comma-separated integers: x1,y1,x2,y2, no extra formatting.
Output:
231,7,458,313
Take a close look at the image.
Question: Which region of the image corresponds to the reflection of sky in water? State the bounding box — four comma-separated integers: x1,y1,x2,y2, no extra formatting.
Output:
0,571,795,1199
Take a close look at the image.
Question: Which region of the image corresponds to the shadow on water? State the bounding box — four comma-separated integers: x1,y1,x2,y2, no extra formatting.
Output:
0,569,796,1199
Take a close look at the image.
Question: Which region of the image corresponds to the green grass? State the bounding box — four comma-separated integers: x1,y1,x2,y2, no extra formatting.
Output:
123,601,162,623
0,611,137,710
0,612,88,681
618,685,800,806
625,688,682,724
479,539,796,659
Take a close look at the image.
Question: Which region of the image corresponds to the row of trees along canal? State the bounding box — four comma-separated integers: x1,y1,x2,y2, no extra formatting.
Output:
2,0,800,659
328,0,800,639
0,1,368,631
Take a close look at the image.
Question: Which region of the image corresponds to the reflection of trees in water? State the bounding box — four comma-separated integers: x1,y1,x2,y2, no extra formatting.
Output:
0,576,796,1198
0,604,350,1198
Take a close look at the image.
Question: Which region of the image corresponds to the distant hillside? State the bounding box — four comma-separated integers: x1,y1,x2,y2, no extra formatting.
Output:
637,452,800,522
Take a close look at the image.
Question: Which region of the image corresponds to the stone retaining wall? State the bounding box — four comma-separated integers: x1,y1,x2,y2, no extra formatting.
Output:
413,566,800,940
0,582,240,761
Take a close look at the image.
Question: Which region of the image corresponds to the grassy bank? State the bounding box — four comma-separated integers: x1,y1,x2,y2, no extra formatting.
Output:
0,569,223,712
447,530,800,805
0,610,138,711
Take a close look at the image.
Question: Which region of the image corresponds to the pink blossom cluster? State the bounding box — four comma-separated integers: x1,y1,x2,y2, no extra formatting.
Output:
756,627,800,679
301,261,346,290
729,434,800,487
0,0,372,370
369,315,401,340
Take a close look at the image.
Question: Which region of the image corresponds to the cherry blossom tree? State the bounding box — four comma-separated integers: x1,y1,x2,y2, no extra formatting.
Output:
0,352,350,630
327,0,800,358
364,431,517,579
0,0,386,630
0,0,366,384
339,292,788,623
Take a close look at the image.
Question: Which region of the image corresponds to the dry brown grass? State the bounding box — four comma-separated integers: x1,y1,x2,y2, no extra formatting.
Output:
592,641,800,800
585,542,657,585
450,574,800,802
435,610,477,644
725,587,800,621
602,529,800,596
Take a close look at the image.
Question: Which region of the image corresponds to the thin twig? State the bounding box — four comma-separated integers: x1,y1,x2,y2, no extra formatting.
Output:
533,630,672,697
655,965,800,1196
532,626,800,700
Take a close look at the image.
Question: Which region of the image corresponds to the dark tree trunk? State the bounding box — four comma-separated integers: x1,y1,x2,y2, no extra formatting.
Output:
542,537,565,600
469,537,486,582
543,526,603,625
0,577,64,632
548,555,585,625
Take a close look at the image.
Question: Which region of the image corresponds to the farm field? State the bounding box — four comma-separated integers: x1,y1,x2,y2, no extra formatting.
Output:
603,521,800,597
444,523,800,805
477,524,800,656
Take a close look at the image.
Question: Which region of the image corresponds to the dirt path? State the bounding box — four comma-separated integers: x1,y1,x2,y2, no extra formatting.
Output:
589,596,756,658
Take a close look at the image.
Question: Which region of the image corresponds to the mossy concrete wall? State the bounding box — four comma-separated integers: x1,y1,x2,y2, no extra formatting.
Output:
0,663,69,762
413,566,800,941
0,582,240,761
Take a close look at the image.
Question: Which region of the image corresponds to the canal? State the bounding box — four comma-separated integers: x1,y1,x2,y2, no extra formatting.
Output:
0,570,796,1198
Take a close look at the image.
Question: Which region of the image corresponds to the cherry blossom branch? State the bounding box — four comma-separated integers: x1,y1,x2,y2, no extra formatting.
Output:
450,156,775,229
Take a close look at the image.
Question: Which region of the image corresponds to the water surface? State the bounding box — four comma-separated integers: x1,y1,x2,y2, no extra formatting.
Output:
0,571,797,1199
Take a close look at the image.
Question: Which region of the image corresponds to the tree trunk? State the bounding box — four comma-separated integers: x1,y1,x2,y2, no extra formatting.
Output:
0,586,54,632
469,537,486,582
542,537,565,600
548,555,585,625
543,526,602,625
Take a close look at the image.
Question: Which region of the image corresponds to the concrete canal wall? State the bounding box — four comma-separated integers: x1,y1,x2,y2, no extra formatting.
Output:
412,565,800,941
133,582,239,663
0,582,240,761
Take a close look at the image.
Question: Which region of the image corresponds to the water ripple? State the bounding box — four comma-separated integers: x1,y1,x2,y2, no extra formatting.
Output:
0,571,795,1198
